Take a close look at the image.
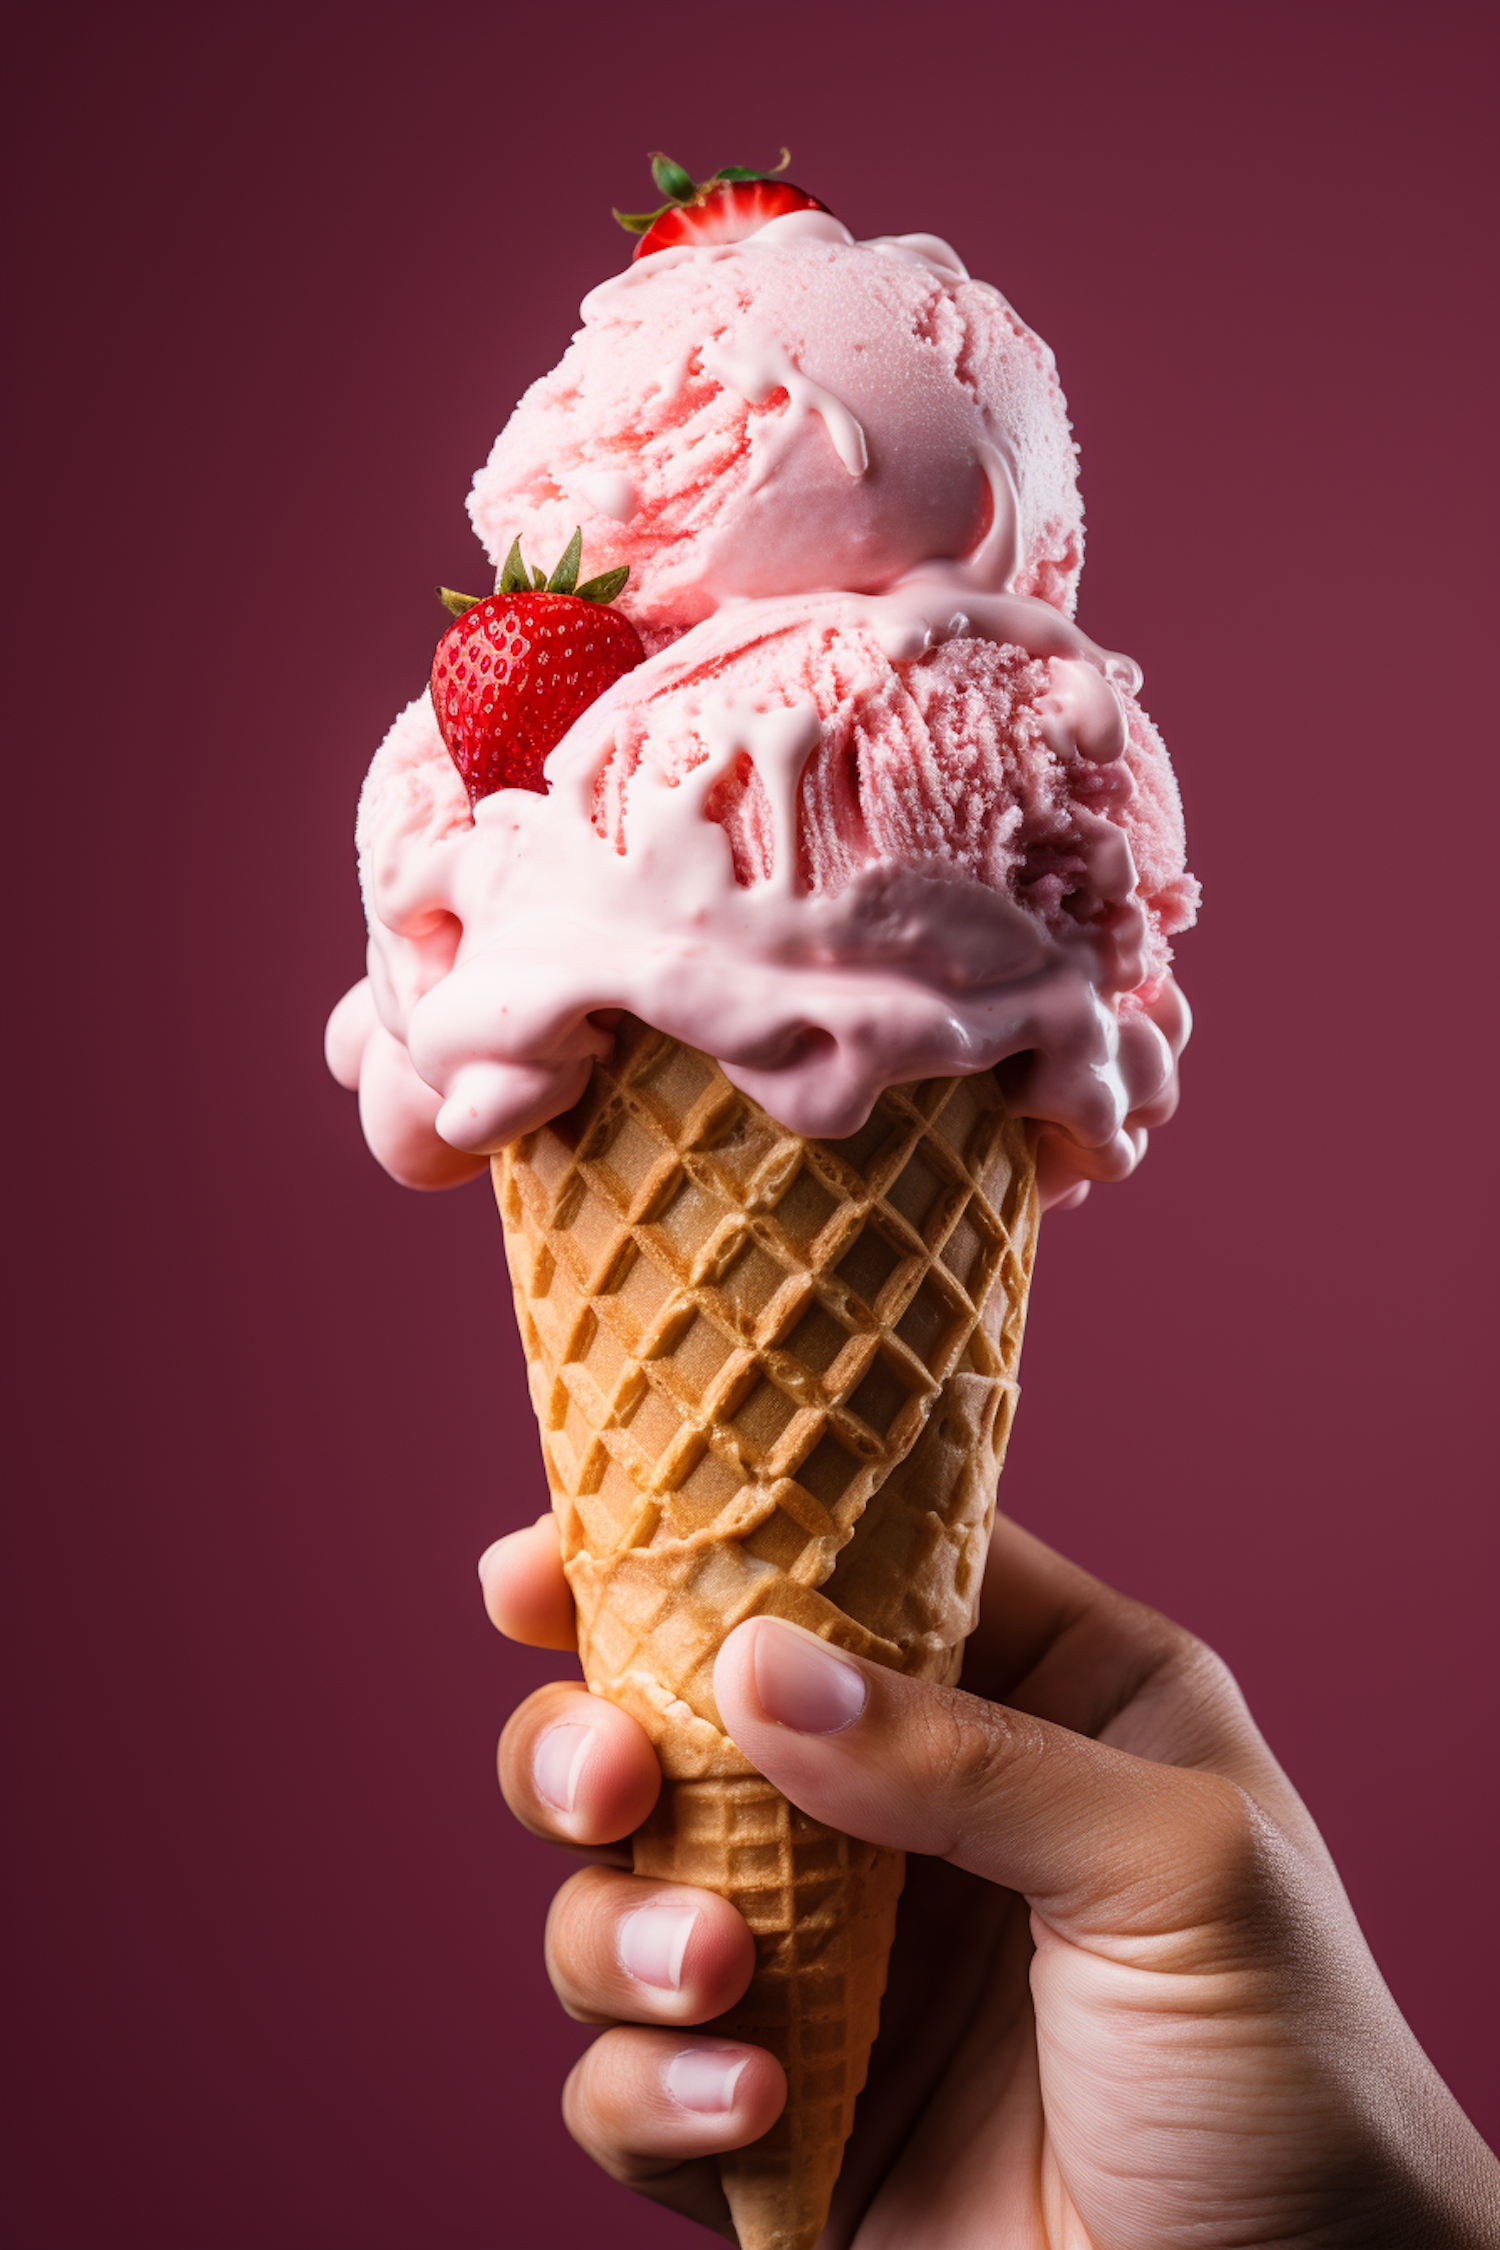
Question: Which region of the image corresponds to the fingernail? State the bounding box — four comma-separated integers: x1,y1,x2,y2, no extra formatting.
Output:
533,1723,593,1813
618,1904,699,1991
476,1538,509,1581
665,2046,748,2114
751,1621,867,1735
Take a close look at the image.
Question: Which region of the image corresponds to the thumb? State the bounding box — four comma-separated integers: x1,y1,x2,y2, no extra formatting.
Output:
712,1617,1256,1947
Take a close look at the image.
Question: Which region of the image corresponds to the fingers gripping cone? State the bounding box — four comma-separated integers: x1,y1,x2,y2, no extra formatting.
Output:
495,1018,1037,2250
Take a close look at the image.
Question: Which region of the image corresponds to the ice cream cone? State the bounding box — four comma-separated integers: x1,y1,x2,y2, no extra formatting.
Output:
494,1014,1038,2250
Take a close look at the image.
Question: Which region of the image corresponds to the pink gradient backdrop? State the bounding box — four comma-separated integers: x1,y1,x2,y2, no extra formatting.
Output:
8,4,1496,2243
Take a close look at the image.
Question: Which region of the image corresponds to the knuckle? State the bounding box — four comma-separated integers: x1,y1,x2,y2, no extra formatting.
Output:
1120,1610,1257,1748
1163,1631,1245,1714
1118,1598,1202,1677
1193,1773,1283,1912
923,1690,1035,1811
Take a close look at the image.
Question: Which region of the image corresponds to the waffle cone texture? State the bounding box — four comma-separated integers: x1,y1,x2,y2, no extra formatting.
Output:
495,1018,1038,2250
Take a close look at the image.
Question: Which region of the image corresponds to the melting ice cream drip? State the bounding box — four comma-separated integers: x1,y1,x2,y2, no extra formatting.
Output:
693,699,823,895
558,694,826,918
702,333,870,489
946,441,1022,599
1037,659,1130,768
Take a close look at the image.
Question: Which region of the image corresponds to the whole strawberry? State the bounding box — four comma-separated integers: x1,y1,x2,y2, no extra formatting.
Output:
615,150,825,262
431,533,644,803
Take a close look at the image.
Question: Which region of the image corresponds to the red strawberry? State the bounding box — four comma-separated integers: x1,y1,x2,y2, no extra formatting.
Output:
430,532,644,803
615,150,826,263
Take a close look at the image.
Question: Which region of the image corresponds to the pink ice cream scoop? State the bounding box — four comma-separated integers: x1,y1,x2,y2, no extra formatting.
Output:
469,211,1085,648
328,210,1198,1210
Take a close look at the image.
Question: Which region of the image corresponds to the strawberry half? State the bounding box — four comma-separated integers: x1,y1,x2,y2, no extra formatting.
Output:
431,533,644,804
615,150,826,263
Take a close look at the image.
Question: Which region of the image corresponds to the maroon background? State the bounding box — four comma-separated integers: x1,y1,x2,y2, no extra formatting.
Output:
9,4,1497,2243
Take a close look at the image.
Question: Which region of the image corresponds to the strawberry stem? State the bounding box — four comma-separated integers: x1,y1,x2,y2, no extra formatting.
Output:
440,536,630,619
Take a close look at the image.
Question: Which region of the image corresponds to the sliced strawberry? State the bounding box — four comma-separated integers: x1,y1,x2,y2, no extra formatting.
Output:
633,176,824,259
431,534,644,804
615,151,827,263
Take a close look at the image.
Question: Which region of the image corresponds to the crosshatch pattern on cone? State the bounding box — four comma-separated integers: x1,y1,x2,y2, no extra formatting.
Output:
495,1017,1038,1777
493,1017,1039,2250
634,1775,905,2237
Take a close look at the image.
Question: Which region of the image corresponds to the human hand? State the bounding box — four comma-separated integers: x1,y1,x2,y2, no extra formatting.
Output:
481,1510,1498,2248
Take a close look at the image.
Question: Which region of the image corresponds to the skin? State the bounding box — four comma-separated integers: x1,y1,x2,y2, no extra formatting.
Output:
482,1511,1498,2249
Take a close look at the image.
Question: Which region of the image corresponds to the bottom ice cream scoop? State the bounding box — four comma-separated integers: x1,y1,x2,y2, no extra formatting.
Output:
330,576,1196,1205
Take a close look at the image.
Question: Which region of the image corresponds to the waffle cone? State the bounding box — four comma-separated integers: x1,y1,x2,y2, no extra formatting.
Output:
495,1017,1037,2250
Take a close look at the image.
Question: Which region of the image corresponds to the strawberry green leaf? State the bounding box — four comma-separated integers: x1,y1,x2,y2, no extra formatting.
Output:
547,528,582,595
436,585,487,617
716,150,791,182
613,205,665,233
650,152,697,204
576,565,630,605
498,537,530,593
530,566,548,591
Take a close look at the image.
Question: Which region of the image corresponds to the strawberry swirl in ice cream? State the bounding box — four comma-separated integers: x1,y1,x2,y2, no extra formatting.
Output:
327,207,1198,1207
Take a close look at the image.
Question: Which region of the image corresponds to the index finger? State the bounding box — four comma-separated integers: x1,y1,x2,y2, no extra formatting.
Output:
479,1513,578,1651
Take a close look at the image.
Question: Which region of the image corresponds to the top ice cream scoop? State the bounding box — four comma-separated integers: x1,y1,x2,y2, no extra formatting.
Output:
470,209,1086,647
328,186,1197,1208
